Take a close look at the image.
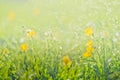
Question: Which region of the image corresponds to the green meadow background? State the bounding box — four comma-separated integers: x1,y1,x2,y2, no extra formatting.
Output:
0,0,120,80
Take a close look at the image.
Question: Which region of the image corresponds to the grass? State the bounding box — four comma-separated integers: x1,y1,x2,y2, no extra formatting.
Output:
0,0,120,80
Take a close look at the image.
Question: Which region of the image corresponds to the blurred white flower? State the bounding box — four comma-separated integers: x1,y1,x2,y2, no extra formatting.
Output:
113,38,118,42
53,37,57,41
20,38,24,43
44,31,52,36
115,32,119,37
44,32,49,36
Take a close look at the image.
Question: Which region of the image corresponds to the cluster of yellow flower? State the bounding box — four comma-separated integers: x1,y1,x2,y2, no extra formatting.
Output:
83,27,94,58
0,30,36,54
1,27,94,66
20,29,36,52
83,40,94,58
62,27,94,66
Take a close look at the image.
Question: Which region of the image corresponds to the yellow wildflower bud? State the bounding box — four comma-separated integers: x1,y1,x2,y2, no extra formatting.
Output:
62,55,72,66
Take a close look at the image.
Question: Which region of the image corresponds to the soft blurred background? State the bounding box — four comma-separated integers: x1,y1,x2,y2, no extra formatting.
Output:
0,0,119,37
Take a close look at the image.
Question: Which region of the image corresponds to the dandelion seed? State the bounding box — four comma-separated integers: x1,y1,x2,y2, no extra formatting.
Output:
62,55,72,66
21,43,28,52
84,27,93,36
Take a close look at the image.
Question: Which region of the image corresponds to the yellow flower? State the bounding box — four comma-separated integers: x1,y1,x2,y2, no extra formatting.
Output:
86,40,93,47
26,29,36,38
3,48,9,54
34,9,40,15
86,46,94,52
8,12,15,20
21,43,28,52
84,27,93,36
83,52,92,58
62,55,72,66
